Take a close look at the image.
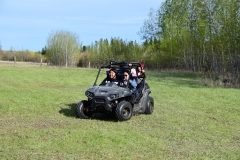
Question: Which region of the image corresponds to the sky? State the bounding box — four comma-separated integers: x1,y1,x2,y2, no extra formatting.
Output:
0,0,164,52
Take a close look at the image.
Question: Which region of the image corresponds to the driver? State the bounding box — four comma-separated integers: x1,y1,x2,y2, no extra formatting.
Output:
100,68,120,85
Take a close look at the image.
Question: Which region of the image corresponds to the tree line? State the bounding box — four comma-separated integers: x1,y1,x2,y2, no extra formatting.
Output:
81,0,239,85
0,48,45,62
1,0,239,85
85,0,239,73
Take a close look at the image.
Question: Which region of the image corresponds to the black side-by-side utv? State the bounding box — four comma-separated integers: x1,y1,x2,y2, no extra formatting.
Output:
76,61,154,121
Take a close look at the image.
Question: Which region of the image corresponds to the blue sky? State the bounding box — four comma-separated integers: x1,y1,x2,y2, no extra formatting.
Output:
0,0,164,51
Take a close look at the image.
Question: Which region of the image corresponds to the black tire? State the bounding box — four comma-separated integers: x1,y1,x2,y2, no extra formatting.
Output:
145,96,154,114
115,101,133,121
76,100,92,119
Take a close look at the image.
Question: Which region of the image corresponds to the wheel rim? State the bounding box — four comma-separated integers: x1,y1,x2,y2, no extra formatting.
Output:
149,103,153,112
82,106,88,113
79,102,91,118
83,106,88,111
146,99,153,114
122,107,130,118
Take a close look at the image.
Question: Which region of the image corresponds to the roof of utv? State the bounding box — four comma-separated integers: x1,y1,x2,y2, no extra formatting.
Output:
101,61,140,70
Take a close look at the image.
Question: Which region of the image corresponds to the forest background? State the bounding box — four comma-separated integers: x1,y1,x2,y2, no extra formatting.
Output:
0,0,239,86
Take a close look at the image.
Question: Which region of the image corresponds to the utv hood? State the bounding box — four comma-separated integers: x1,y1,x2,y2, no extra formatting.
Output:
85,83,131,100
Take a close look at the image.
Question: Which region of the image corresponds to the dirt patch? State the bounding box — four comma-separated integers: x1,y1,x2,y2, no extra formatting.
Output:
0,118,70,132
32,119,70,129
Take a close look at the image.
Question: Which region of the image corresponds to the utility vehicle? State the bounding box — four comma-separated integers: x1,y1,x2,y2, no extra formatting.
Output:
76,61,154,121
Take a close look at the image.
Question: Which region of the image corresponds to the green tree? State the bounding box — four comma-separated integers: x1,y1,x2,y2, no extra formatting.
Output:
138,8,160,41
0,42,3,60
46,30,80,67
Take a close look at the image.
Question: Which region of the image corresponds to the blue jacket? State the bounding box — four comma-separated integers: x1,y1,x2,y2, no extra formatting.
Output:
123,79,137,93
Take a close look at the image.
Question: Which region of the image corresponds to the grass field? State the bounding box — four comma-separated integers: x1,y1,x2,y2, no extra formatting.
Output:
0,65,239,159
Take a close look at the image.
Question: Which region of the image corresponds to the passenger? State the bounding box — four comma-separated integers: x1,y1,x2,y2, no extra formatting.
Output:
122,69,137,93
100,68,120,86
136,63,145,83
128,63,137,81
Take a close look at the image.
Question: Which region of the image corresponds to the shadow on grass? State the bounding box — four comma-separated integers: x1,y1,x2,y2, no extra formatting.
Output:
59,103,117,122
59,103,77,117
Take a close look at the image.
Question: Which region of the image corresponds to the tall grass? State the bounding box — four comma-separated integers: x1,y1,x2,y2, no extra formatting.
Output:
0,66,239,159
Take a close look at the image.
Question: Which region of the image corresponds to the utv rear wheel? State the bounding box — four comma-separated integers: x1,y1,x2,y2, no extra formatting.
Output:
115,101,133,121
145,96,154,114
76,100,92,119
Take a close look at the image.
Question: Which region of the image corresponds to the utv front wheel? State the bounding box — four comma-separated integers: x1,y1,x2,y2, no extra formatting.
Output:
115,101,133,121
76,100,92,119
145,96,154,114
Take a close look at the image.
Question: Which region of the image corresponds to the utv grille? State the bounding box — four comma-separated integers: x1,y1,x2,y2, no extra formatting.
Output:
95,98,105,103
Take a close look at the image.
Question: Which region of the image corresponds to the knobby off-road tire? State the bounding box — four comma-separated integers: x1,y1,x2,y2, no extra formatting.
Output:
145,96,154,114
76,100,92,119
115,100,133,121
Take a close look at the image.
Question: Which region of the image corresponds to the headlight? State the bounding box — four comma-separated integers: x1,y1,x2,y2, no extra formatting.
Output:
86,91,94,99
109,94,119,99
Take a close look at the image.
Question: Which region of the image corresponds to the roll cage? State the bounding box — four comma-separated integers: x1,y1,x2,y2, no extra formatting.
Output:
93,61,144,87
92,61,146,104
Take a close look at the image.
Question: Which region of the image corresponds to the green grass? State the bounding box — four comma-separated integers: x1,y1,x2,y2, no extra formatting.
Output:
0,66,240,159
